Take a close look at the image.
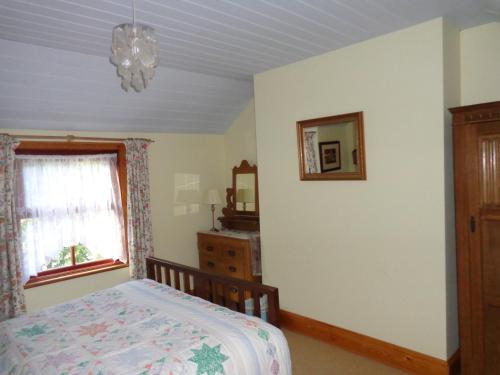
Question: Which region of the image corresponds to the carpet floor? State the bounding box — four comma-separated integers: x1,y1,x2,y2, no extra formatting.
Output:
283,328,408,374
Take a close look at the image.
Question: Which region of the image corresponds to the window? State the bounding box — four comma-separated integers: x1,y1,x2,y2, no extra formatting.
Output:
15,142,128,288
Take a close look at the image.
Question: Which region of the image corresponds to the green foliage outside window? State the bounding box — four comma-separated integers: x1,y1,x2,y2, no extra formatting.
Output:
46,243,93,269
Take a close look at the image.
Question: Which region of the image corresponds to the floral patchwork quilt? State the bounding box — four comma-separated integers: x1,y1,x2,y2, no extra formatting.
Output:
0,279,291,375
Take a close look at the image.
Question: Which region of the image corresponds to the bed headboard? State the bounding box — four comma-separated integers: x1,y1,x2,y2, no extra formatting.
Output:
145,257,280,327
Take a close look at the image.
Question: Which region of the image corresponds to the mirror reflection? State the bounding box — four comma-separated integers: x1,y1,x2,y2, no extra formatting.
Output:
297,111,366,180
235,173,255,212
303,121,358,174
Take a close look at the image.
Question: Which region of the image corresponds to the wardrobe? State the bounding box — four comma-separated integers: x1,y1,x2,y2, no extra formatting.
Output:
451,101,500,374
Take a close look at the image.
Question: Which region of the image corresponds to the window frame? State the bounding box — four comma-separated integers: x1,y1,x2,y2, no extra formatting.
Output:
16,141,129,288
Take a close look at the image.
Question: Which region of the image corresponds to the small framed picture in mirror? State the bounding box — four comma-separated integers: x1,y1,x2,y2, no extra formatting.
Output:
319,141,341,172
297,111,366,180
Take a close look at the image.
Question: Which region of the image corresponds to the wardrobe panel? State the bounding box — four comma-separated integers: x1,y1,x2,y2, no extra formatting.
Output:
451,101,500,374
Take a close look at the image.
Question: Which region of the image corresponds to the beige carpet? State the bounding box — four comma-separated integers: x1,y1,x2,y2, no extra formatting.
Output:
283,328,408,375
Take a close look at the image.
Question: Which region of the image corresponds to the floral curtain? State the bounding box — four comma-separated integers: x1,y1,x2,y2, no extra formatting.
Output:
0,135,26,321
125,139,154,279
304,130,319,173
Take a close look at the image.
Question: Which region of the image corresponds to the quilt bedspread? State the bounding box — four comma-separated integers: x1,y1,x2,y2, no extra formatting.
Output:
0,279,291,375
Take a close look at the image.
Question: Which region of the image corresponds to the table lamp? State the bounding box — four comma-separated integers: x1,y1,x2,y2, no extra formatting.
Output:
206,189,222,231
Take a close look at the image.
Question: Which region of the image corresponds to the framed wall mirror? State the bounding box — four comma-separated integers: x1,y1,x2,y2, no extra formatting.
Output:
297,111,366,180
219,160,259,231
235,173,256,213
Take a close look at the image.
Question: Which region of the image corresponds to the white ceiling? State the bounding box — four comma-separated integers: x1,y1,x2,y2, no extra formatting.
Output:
0,0,498,133
0,38,253,133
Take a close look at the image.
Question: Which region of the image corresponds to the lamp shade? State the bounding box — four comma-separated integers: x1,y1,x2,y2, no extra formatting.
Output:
206,189,222,205
110,23,159,92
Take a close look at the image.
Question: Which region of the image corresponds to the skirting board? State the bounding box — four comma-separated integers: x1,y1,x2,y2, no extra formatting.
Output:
280,310,460,375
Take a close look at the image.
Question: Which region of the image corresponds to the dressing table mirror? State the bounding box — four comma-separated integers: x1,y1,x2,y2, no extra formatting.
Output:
219,160,259,231
297,111,366,180
235,173,256,213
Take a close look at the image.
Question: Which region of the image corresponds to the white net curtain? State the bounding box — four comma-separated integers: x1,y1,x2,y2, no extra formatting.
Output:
15,154,126,278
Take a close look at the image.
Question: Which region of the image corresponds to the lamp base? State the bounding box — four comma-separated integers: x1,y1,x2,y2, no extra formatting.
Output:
210,205,219,232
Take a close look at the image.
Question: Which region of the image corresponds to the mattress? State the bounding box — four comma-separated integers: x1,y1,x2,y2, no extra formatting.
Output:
0,279,291,374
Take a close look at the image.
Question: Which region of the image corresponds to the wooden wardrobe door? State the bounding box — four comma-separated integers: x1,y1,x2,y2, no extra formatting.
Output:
457,122,500,375
452,101,500,374
476,124,500,374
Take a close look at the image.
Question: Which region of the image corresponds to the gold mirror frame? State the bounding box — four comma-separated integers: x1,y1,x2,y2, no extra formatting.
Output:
297,111,367,181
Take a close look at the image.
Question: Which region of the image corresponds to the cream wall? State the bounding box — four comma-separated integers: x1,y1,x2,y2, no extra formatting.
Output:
443,19,461,357
461,22,500,105
254,19,453,359
2,128,225,312
24,268,131,311
224,99,257,186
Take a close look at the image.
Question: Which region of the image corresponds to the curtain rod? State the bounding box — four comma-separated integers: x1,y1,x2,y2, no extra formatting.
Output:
6,134,154,143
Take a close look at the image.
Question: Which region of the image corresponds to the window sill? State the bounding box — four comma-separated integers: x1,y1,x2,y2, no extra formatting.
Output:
24,262,129,289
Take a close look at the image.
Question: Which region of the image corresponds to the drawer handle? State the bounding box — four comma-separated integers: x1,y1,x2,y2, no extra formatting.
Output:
207,261,215,268
206,246,214,252
228,266,237,273
230,287,238,293
227,250,236,257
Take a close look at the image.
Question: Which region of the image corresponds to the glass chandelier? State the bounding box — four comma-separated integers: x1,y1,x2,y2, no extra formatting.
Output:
110,0,159,92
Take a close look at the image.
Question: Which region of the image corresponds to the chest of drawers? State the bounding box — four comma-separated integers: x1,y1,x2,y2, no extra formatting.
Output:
197,231,261,283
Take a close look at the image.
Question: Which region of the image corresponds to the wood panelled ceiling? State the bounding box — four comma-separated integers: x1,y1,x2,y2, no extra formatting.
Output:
0,0,497,133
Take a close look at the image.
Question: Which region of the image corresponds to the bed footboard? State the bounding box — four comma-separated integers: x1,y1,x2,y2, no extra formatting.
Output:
146,257,280,327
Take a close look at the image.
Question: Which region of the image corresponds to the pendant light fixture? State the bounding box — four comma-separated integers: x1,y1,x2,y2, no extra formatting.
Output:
110,0,159,92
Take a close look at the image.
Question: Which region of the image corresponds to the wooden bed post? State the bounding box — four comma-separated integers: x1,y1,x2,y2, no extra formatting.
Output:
146,258,155,280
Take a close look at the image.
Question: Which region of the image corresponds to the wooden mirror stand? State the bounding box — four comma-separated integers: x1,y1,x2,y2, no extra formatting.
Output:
218,160,260,231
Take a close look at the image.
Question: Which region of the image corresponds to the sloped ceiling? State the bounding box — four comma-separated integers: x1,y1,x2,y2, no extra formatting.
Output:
0,0,497,134
0,38,252,133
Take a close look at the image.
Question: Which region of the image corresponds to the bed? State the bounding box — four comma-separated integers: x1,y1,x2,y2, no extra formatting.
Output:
0,257,291,374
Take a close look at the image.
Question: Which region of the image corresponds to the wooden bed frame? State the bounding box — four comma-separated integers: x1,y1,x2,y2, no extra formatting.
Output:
146,257,280,327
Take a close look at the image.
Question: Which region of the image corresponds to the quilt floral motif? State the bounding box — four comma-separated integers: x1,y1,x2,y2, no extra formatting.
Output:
0,279,291,375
